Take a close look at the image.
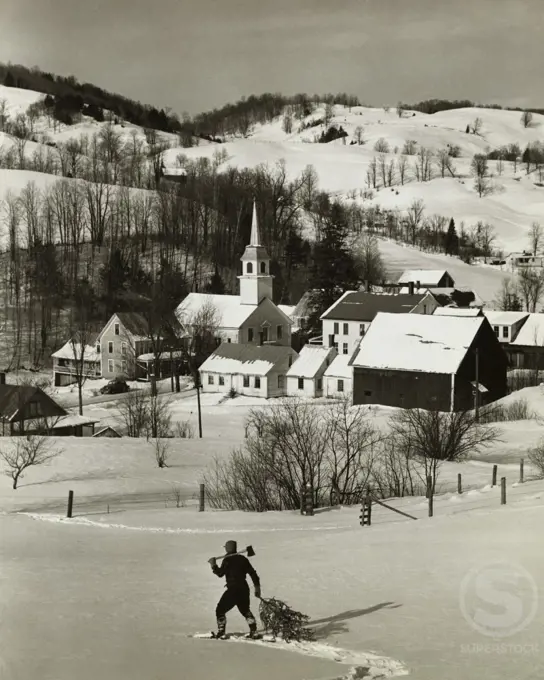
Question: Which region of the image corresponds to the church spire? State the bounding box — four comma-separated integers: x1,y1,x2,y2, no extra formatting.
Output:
249,200,261,247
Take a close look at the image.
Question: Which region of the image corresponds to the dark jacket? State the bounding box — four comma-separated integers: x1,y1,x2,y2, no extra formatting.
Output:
212,554,260,590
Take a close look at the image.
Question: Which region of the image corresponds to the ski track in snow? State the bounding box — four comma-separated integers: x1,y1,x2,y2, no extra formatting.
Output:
191,634,409,679
18,512,355,534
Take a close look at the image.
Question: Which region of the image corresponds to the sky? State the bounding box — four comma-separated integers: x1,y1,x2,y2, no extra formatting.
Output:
0,0,542,116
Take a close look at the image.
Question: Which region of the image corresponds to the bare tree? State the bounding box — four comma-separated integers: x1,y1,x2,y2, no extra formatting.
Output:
417,147,433,182
521,111,534,129
374,138,390,153
366,157,378,189
0,98,9,131
517,267,544,312
405,199,425,244
493,277,522,311
436,148,456,178
1,436,62,489
326,396,382,504
396,102,405,118
299,164,319,209
529,222,543,256
117,389,150,437
354,125,364,145
397,155,408,185
472,221,496,262
470,117,483,135
471,154,492,197
147,395,172,440
389,408,500,493
323,103,334,128
152,436,170,468
402,140,418,155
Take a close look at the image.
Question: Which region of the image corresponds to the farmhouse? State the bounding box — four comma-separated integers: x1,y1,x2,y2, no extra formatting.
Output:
52,312,181,386
350,312,507,411
483,311,529,344
199,343,298,398
397,269,455,291
0,381,68,435
286,345,337,398
320,290,438,356
176,202,292,347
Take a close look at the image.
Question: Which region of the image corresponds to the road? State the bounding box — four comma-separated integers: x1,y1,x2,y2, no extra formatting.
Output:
56,381,195,409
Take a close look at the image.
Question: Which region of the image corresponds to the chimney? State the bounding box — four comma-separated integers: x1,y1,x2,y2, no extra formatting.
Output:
328,334,335,348
416,280,421,291
408,281,414,296
0,372,4,385
259,331,264,346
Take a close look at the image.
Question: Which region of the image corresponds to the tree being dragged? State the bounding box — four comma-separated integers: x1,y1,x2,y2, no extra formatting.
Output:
259,597,315,642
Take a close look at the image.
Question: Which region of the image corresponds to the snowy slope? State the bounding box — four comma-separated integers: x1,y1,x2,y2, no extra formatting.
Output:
166,103,544,258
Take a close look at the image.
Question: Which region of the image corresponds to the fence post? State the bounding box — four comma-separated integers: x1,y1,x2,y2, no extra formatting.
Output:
199,483,205,512
457,473,462,495
360,490,372,527
302,484,314,516
427,476,433,518
67,490,74,518
492,465,498,487
520,458,524,484
501,477,506,505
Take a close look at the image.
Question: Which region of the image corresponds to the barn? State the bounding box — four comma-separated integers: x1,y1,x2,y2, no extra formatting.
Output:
350,312,507,411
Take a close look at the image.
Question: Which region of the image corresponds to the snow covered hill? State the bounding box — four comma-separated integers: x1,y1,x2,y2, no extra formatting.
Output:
165,103,544,258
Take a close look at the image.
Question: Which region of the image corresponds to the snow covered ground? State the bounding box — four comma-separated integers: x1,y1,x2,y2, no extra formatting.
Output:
2,386,544,679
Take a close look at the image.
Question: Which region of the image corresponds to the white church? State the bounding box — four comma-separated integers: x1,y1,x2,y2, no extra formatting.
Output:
176,201,294,348
177,202,299,397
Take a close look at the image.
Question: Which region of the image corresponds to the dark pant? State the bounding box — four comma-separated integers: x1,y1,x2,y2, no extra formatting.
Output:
216,585,256,633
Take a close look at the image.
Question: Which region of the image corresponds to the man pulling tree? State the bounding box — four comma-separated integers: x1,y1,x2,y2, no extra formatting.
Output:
208,540,261,639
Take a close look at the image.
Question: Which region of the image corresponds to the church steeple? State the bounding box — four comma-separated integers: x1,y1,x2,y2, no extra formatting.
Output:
238,201,274,305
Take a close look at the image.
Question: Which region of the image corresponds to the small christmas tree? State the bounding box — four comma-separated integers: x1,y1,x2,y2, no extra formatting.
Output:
258,597,315,642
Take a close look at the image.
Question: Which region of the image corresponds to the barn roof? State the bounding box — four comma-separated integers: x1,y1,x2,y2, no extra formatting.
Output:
434,307,482,317
0,385,67,421
199,343,297,377
320,291,431,322
484,311,529,326
397,269,451,286
510,314,544,346
286,346,336,379
350,312,484,374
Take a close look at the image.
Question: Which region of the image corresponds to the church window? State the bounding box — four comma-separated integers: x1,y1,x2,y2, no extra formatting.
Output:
247,262,253,274
260,261,266,273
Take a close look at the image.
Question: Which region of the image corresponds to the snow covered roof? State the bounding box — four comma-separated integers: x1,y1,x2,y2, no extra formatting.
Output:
434,307,482,317
176,293,257,329
350,312,484,374
484,311,529,326
321,291,431,321
398,269,451,286
52,414,100,428
286,346,336,378
278,304,296,319
324,353,354,379
52,339,100,362
510,314,544,346
199,343,297,376
137,350,185,362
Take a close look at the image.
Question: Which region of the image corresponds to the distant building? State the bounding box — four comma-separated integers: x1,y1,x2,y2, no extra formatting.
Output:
434,307,483,318
0,382,68,435
320,290,439,356
199,342,298,398
350,312,507,411
397,269,455,291
286,346,337,398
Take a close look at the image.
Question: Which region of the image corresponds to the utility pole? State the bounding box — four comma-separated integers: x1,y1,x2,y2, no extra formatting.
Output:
196,373,203,438
474,347,480,422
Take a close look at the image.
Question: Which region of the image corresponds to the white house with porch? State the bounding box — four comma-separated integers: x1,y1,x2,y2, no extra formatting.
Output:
286,346,337,398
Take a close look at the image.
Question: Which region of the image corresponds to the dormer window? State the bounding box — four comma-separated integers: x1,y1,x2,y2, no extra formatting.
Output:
247,262,253,274
260,261,266,273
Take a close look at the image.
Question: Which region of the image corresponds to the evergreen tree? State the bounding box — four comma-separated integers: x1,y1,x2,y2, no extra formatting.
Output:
522,145,532,173
307,202,359,331
444,218,459,255
205,265,226,295
4,71,15,87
